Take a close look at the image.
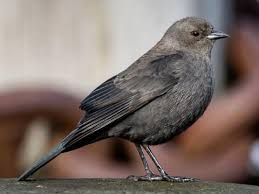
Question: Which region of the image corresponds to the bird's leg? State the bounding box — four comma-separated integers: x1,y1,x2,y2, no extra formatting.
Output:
127,143,161,181
142,145,198,182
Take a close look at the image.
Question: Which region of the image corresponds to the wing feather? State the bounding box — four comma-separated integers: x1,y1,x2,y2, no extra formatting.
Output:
62,53,183,149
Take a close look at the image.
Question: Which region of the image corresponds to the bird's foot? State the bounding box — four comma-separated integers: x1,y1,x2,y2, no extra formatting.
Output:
127,173,162,181
161,173,199,182
127,172,199,182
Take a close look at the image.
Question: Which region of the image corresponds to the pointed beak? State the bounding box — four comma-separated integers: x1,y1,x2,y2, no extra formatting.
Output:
207,30,229,40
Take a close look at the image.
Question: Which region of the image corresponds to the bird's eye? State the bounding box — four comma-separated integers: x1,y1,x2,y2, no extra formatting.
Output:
191,31,200,37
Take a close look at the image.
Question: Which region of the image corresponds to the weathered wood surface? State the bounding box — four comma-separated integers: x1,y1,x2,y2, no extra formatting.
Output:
0,178,259,194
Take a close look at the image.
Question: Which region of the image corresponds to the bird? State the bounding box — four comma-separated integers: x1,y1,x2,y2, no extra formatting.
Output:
18,17,228,182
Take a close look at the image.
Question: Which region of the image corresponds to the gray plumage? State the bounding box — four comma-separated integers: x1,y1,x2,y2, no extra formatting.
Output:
18,17,228,181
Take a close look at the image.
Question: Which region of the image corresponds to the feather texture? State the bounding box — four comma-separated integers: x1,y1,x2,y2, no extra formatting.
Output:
62,53,182,150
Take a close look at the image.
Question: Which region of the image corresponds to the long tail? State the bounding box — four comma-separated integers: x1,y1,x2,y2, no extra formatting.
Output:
18,144,65,181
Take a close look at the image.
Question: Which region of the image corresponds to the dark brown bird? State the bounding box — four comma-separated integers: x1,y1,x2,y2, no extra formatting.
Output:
18,17,228,182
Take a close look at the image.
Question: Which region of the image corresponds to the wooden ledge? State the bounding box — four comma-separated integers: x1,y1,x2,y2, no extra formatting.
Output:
0,178,259,194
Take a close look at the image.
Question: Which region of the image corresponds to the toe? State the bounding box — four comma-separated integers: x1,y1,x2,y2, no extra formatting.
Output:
166,176,199,182
127,174,163,181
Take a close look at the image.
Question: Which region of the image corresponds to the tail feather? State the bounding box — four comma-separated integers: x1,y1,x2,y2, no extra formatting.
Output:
18,144,65,181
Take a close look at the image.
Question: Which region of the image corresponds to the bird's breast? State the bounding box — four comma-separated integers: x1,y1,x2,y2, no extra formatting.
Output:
164,65,214,135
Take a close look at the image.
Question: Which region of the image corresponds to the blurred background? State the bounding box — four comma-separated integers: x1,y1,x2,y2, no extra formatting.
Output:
1,0,259,185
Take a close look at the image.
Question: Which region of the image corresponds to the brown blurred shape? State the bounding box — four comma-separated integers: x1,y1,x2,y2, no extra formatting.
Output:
0,88,82,177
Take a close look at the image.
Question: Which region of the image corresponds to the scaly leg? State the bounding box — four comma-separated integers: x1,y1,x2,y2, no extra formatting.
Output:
127,143,161,181
142,145,198,182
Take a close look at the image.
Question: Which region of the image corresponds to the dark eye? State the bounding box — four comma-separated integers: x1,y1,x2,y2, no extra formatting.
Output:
191,31,200,37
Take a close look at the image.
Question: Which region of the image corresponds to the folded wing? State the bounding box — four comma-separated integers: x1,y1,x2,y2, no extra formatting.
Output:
62,53,183,149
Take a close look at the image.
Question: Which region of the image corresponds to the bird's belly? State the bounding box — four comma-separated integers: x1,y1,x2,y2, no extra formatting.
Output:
110,81,213,145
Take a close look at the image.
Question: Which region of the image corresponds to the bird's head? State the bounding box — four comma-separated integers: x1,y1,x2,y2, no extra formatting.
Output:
159,17,228,56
